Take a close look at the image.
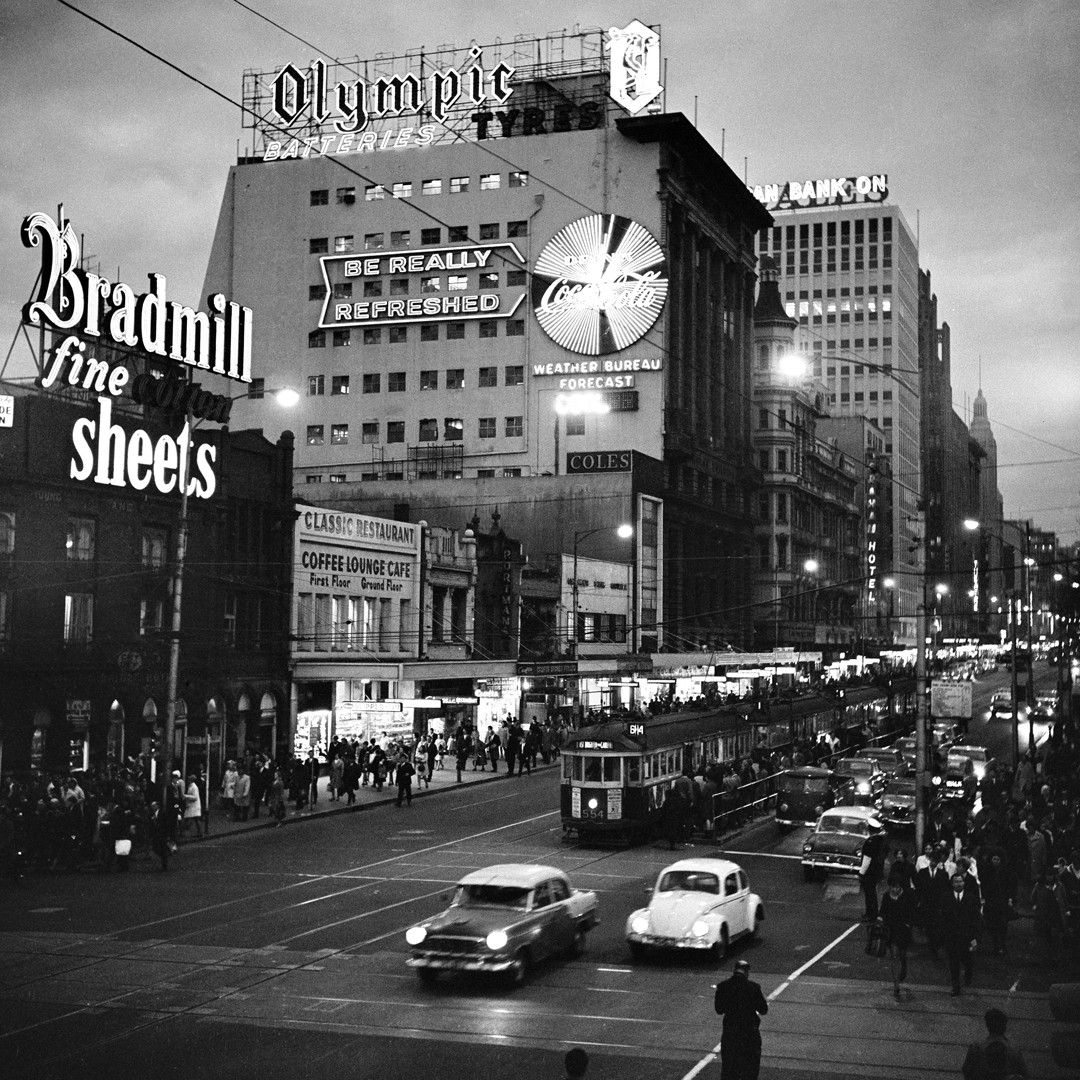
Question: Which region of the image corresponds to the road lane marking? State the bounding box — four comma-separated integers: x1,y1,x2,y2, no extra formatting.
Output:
679,921,861,1080
275,887,449,944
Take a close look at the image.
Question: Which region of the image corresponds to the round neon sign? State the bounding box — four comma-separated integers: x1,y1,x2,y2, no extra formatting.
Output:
532,214,667,355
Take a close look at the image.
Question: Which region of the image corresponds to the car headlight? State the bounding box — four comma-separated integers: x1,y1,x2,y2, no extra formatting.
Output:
406,926,427,946
814,804,824,814
857,781,870,794
779,802,789,813
486,930,509,951
802,843,812,854
691,919,710,938
630,914,649,935
932,775,942,786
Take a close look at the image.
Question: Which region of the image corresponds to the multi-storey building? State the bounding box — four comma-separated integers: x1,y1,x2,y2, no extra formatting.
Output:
203,27,772,667
752,176,922,643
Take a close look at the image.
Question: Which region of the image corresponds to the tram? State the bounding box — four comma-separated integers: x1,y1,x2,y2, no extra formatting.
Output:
560,682,915,843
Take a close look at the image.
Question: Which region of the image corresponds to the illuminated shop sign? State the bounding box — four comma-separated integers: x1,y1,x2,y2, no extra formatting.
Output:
533,215,667,356
21,210,254,501
567,451,632,474
319,243,525,328
607,20,663,115
749,174,888,212
533,355,661,391
866,478,878,599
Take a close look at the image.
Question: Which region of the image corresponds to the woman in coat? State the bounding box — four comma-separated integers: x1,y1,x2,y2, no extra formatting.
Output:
182,775,203,837
879,878,915,997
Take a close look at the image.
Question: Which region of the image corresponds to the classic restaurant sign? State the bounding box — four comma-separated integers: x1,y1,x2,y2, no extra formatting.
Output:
750,173,889,212
21,210,253,500
320,243,525,329
532,214,667,356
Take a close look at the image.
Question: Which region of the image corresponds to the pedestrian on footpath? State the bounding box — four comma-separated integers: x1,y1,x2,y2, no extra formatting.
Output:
220,760,237,820
859,829,887,921
182,774,203,837
233,764,251,821
943,870,981,996
269,766,287,826
961,1007,1028,1078
713,959,768,1080
396,758,416,807
879,878,914,998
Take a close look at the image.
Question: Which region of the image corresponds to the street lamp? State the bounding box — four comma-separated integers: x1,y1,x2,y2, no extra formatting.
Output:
161,385,296,805
570,523,633,659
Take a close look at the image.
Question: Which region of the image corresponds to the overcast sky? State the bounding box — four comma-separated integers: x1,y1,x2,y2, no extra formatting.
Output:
3,0,1077,542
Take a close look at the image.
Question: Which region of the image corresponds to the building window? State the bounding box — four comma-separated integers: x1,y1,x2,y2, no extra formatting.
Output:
421,324,439,341
777,449,788,472
362,373,381,394
305,475,323,484
223,593,237,646
387,421,405,443
565,415,585,436
364,232,384,250
446,321,465,340
444,418,464,441
446,369,465,389
307,425,325,445
505,319,524,336
140,598,163,637
389,326,408,344
388,372,406,392
447,275,468,291
506,269,527,286
362,422,379,444
505,415,523,437
310,189,329,206
365,184,385,200
391,229,410,247
478,416,496,439
331,424,349,445
448,225,469,242
392,182,413,199
308,330,326,348
332,375,350,395
336,186,355,204
64,593,94,646
421,227,441,245
332,329,351,347
420,370,438,390
363,327,382,344
480,173,501,190
390,278,409,295
422,179,442,197
507,220,528,238
364,280,383,297
421,276,441,293
759,408,769,429
502,468,522,477
418,418,438,442
309,238,328,254
309,285,323,300
479,222,499,240
759,450,769,471
479,366,497,387
450,176,470,194
141,526,167,568
505,365,524,386
332,282,353,299
334,235,354,253
478,320,498,338
479,272,498,289
509,171,528,188
477,468,495,478
330,474,346,483
308,375,325,396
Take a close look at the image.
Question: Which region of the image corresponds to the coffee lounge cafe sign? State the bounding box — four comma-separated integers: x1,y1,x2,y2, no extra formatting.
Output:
21,210,254,500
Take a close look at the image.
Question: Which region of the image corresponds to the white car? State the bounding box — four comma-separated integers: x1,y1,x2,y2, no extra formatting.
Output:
625,857,763,962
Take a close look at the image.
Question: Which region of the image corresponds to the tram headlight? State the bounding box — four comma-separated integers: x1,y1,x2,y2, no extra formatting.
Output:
691,919,710,938
630,914,650,935
587,797,598,810
406,926,427,946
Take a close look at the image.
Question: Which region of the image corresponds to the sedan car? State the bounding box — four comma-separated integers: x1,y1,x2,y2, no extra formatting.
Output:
950,744,994,781
989,689,1014,718
775,766,853,829
1031,693,1060,721
937,752,978,805
833,757,886,805
626,858,763,962
405,864,599,986
879,776,918,829
854,746,904,779
801,806,885,881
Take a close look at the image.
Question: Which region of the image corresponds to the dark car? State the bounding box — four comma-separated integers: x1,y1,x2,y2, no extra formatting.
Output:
801,806,885,881
936,752,978,805
832,757,885,806
880,777,918,829
775,766,853,830
854,746,904,779
989,689,1014,718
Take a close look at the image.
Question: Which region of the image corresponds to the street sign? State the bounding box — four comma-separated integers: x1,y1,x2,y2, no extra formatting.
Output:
0,395,13,427
931,681,972,720
338,700,402,713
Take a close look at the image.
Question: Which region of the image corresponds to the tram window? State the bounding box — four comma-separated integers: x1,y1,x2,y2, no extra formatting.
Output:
603,758,621,783
626,757,641,783
584,757,602,782
572,757,583,781
563,757,574,781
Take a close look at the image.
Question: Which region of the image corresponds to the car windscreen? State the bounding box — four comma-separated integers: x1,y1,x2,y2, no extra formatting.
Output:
454,884,531,908
818,816,871,835
885,782,916,797
837,760,871,775
657,870,720,894
780,776,830,794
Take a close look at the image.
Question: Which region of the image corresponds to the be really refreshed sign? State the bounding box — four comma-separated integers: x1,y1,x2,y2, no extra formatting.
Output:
21,209,254,499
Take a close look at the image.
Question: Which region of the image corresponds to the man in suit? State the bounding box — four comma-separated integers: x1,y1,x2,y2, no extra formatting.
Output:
714,959,769,1080
942,870,981,995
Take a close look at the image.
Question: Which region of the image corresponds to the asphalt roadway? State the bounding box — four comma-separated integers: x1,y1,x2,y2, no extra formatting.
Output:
0,693,1076,1080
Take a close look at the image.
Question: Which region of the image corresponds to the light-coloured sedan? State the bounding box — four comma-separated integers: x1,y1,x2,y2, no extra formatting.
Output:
626,857,763,962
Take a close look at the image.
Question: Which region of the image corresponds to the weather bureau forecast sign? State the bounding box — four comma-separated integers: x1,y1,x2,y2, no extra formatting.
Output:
532,214,667,356
319,242,526,328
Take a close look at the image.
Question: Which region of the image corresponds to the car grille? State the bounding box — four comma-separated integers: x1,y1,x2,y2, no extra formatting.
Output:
423,936,484,956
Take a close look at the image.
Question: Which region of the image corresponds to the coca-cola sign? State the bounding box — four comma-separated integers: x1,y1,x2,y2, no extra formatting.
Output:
532,214,667,356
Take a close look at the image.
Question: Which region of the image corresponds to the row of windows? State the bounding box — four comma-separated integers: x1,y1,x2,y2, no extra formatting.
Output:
812,339,893,353
295,592,414,653
307,366,525,397
786,251,892,273
0,513,169,568
308,320,524,347
309,219,528,254
789,285,892,299
310,171,528,207
303,467,526,484
759,218,894,248
306,415,529,445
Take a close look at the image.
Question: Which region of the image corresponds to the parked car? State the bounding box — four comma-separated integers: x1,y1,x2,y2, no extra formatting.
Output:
775,766,853,829
880,777,918,829
854,746,904,778
404,863,599,986
949,744,994,781
832,757,886,805
626,857,763,962
936,752,978,805
801,806,885,881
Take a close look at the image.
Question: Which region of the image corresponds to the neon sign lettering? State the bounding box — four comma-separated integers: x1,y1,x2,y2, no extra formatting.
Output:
750,174,889,212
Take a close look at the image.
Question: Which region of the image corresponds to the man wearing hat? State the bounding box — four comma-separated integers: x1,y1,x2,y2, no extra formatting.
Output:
714,959,769,1079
